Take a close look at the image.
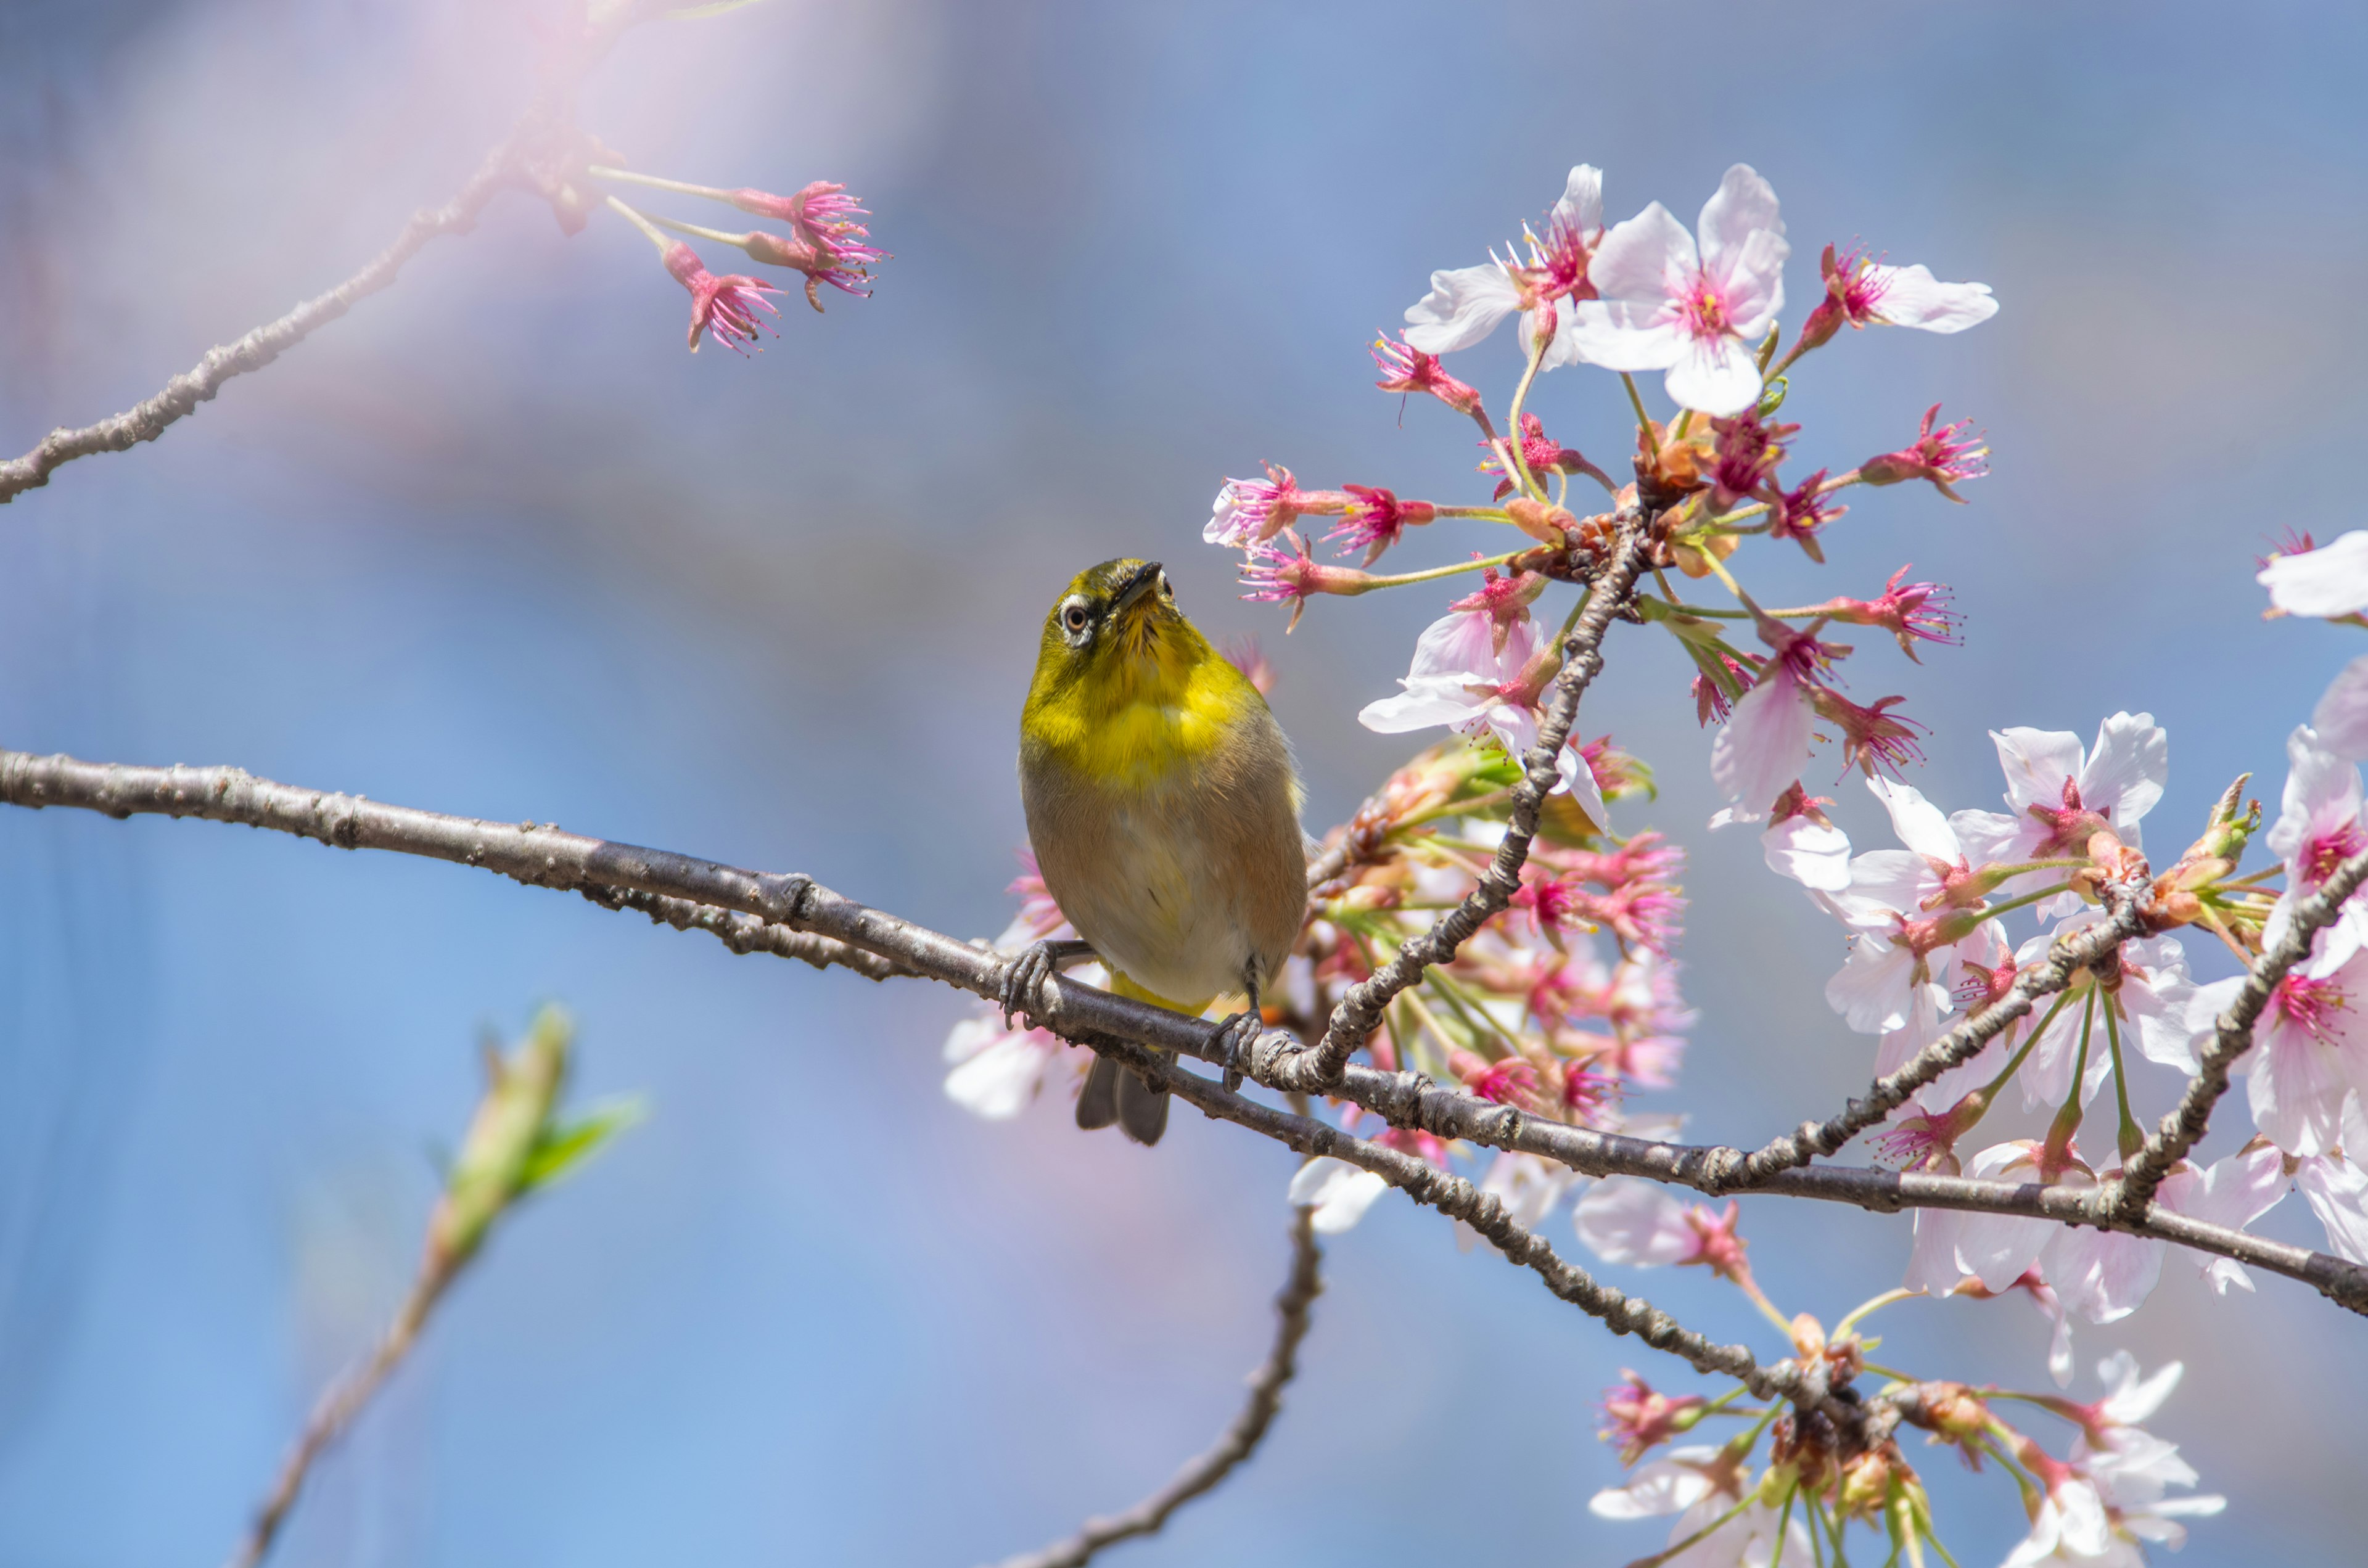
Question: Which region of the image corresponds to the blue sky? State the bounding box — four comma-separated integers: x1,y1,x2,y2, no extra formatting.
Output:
4,2,2366,1564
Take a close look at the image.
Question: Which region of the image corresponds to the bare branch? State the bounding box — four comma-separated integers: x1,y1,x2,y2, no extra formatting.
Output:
2108,844,2368,1222
7,746,2366,1316
228,1273,438,1568
989,1210,1323,1568
1695,877,2155,1192
0,70,604,505
1259,508,1654,1094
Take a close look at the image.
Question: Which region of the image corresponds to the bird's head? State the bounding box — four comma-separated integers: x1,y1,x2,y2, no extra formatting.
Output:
1033,558,1206,699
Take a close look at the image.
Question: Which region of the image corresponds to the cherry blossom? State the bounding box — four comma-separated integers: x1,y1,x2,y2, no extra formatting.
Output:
1817,777,1997,1035
1568,164,1790,417
2155,1144,2288,1293
662,242,782,354
1370,334,1484,418
1758,786,1852,893
2311,652,2368,760
1402,165,1605,369
2295,1147,2368,1262
1798,241,1997,348
1857,403,1989,501
2010,924,2224,1110
1288,1156,1391,1234
2242,950,2368,1155
941,1010,1075,1120
2263,723,2368,968
1954,713,2169,911
1706,622,1827,823
2257,528,2368,619
1359,596,1609,821
1575,1178,1703,1266
1207,464,1352,548
1598,1372,1706,1465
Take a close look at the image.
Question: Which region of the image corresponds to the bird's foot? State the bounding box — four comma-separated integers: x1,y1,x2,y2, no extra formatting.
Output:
999,938,1095,1027
1212,1008,1264,1094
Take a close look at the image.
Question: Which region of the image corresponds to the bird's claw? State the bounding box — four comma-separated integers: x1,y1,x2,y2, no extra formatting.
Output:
1213,1009,1262,1094
1000,938,1092,1027
1000,942,1056,1027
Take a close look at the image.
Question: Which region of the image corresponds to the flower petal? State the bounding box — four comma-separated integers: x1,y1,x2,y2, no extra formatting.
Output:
1865,263,1999,332
1402,261,1522,355
2260,530,2368,619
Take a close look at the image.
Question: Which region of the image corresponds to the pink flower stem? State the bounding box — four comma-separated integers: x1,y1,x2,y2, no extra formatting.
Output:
587,165,734,203
646,212,749,247
603,195,675,257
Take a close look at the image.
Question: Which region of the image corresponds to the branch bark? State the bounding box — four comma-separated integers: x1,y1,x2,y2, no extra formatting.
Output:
2107,844,2368,1223
0,80,602,504
1696,879,2153,1192
1260,509,1653,1093
988,1210,1323,1568
7,746,2366,1318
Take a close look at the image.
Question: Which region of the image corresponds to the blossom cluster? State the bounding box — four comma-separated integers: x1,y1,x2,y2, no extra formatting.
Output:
939,155,2368,1566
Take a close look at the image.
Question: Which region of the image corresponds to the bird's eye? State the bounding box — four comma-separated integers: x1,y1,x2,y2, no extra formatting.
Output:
1063,604,1090,634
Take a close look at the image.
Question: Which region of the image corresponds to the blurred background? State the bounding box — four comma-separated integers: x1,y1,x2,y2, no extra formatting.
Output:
4,1,2366,1562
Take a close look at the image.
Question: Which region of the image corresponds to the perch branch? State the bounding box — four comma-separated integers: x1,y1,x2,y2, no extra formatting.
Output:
988,1210,1323,1568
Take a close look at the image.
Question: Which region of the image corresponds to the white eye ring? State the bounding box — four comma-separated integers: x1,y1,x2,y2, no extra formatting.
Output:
1157,570,1173,599
1061,599,1091,634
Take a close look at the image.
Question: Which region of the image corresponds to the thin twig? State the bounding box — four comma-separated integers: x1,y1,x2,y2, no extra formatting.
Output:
228,1254,448,1567
1693,879,2153,1193
988,1210,1323,1568
1256,507,1653,1093
0,89,599,504
2108,844,2368,1222
7,747,2366,1315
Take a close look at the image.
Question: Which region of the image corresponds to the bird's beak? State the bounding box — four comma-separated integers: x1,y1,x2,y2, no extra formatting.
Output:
1112,561,1164,617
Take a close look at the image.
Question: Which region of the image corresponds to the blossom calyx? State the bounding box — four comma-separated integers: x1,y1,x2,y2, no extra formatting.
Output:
1371,335,1486,417
1598,1372,1707,1465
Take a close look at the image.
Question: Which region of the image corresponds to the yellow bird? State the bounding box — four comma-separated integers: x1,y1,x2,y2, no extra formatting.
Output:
1001,558,1307,1145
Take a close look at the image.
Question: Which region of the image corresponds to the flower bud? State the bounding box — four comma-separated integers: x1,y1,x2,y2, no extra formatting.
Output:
426,1006,573,1275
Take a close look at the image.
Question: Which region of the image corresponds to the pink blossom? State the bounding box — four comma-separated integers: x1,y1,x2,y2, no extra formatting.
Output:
1767,467,1844,560
1597,1372,1706,1466
2295,1149,2368,1262
1706,622,1831,823
1323,484,1438,564
730,181,884,268
1236,530,1371,633
1288,1155,1390,1234
941,1009,1077,1120
1370,334,1484,417
2258,528,2368,619
2311,652,2368,760
1478,1150,1585,1232
662,242,782,354
1859,403,1989,501
2156,1144,2288,1293
2263,723,2368,969
2243,953,2368,1155
1207,463,1354,548
1804,566,1962,661
995,847,1071,950
1954,714,2169,911
1359,596,1607,821
1812,687,1928,779
1796,241,1997,352
1403,165,1605,370
1758,784,1852,893
2010,925,2225,1110
1706,408,1793,511
1568,164,1790,417
1817,777,1996,1035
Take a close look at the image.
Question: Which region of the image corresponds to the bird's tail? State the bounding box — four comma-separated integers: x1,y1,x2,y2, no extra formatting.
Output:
1074,1051,1172,1145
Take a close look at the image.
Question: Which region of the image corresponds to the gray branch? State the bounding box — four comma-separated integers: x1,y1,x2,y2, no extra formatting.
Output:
6,746,2366,1318
0,101,596,504
1695,877,2154,1192
987,1209,1322,1568
2107,845,2368,1223
1258,507,1653,1093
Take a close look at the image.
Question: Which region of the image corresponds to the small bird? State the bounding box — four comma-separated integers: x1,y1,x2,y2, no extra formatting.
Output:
1003,557,1307,1145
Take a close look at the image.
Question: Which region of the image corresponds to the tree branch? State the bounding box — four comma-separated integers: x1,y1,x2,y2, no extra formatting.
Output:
7,746,2366,1317
0,83,601,505
987,1210,1323,1568
1695,879,2155,1192
1259,507,1653,1093
2107,844,2368,1223
228,1271,440,1568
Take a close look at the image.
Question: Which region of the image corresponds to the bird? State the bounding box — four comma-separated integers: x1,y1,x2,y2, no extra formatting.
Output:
1001,557,1307,1145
